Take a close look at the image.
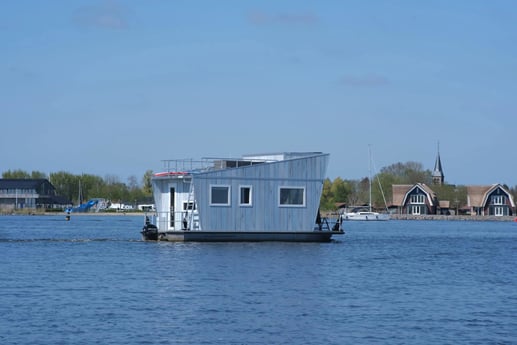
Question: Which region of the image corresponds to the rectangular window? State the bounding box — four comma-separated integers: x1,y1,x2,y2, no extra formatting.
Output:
492,195,504,205
410,194,425,204
239,186,252,206
210,185,230,206
183,202,196,210
279,187,305,207
494,206,504,216
411,205,421,215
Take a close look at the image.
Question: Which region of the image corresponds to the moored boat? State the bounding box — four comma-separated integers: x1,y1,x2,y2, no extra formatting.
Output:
342,208,390,221
342,145,390,221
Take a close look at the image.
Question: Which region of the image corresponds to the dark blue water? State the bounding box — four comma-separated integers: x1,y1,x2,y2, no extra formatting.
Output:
1,216,516,345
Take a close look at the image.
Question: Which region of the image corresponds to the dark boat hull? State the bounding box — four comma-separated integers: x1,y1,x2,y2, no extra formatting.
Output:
141,230,343,242
141,224,159,241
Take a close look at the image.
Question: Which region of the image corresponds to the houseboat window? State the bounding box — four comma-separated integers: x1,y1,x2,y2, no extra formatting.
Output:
240,186,252,206
210,185,230,206
410,194,425,204
492,195,504,205
183,202,196,210
279,187,305,207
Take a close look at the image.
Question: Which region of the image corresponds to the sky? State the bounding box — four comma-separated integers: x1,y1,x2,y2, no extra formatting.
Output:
1,0,517,186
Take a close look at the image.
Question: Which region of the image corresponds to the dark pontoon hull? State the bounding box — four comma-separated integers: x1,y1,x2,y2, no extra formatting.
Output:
142,230,344,242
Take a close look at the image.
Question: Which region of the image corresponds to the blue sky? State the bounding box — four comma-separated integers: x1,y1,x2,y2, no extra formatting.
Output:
1,0,516,186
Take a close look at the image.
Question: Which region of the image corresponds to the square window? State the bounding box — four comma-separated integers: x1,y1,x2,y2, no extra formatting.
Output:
210,185,230,206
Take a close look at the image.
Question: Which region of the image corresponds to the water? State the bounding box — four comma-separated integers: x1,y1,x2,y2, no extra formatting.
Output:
1,216,516,345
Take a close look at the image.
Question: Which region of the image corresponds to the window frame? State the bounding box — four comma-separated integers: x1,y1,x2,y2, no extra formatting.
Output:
410,194,425,204
492,195,504,205
210,185,231,206
239,185,253,207
278,186,306,207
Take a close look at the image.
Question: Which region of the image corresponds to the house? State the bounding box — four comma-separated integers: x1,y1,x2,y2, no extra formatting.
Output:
0,179,70,211
392,183,438,215
467,184,515,216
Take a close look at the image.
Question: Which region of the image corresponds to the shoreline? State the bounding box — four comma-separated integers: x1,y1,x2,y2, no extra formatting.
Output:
2,212,516,222
389,214,517,222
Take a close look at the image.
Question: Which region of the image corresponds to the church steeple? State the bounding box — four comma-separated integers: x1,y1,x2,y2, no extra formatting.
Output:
432,142,444,185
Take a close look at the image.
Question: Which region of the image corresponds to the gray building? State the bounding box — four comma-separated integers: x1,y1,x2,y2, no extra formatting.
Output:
0,179,69,210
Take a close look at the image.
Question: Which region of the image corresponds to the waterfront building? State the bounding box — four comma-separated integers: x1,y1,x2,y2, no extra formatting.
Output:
0,179,69,211
467,184,515,216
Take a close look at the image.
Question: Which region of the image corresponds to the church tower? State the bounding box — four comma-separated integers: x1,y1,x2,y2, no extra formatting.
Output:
432,142,444,185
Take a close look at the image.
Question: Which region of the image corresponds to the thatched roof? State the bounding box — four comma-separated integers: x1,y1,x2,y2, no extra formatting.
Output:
467,184,515,207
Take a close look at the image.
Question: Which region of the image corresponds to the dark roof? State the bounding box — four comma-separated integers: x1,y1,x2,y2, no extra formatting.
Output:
0,179,50,189
432,152,444,178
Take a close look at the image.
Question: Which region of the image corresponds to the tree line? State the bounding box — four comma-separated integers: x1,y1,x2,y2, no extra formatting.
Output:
3,162,517,211
2,169,154,206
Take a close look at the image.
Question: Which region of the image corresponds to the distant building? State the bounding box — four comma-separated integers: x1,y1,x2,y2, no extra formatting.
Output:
392,183,439,215
0,179,70,211
467,184,515,216
432,143,445,185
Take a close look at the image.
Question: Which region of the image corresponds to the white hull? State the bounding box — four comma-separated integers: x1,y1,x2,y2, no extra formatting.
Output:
342,212,390,221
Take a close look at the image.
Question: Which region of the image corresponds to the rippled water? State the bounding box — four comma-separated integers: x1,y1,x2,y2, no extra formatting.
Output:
1,215,516,344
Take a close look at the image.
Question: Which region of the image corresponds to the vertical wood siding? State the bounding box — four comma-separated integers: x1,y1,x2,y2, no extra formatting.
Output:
192,154,329,231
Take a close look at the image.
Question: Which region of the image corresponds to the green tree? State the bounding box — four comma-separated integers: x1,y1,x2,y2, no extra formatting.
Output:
142,170,154,196
433,184,468,214
380,161,432,185
49,171,77,202
31,171,48,179
331,177,350,204
371,172,398,209
2,169,31,178
320,178,333,210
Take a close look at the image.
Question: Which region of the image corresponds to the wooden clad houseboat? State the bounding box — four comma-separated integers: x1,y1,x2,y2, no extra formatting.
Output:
141,152,344,242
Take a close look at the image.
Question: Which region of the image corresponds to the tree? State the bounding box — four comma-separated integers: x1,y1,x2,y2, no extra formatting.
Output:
31,171,48,179
380,161,432,185
371,172,398,209
331,177,351,204
320,178,333,209
49,171,77,202
142,170,154,196
2,169,31,178
433,184,468,214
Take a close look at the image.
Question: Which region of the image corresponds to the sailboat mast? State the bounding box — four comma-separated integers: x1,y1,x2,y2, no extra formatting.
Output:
368,145,372,212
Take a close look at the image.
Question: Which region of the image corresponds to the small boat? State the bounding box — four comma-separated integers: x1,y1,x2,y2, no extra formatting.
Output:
141,152,344,242
342,207,390,221
342,145,390,221
141,217,158,241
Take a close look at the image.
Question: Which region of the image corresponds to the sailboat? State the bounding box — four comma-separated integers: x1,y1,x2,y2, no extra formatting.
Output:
342,146,390,221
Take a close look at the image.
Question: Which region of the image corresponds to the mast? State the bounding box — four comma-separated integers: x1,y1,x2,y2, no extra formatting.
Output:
78,179,83,205
368,144,372,212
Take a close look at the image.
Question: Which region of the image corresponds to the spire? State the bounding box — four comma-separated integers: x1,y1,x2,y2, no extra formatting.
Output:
432,142,444,185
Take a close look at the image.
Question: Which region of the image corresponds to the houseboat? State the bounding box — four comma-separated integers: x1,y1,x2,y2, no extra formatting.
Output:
141,152,344,242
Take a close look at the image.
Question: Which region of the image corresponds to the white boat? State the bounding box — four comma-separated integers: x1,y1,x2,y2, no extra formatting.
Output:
342,208,390,221
342,146,390,221
141,152,344,242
